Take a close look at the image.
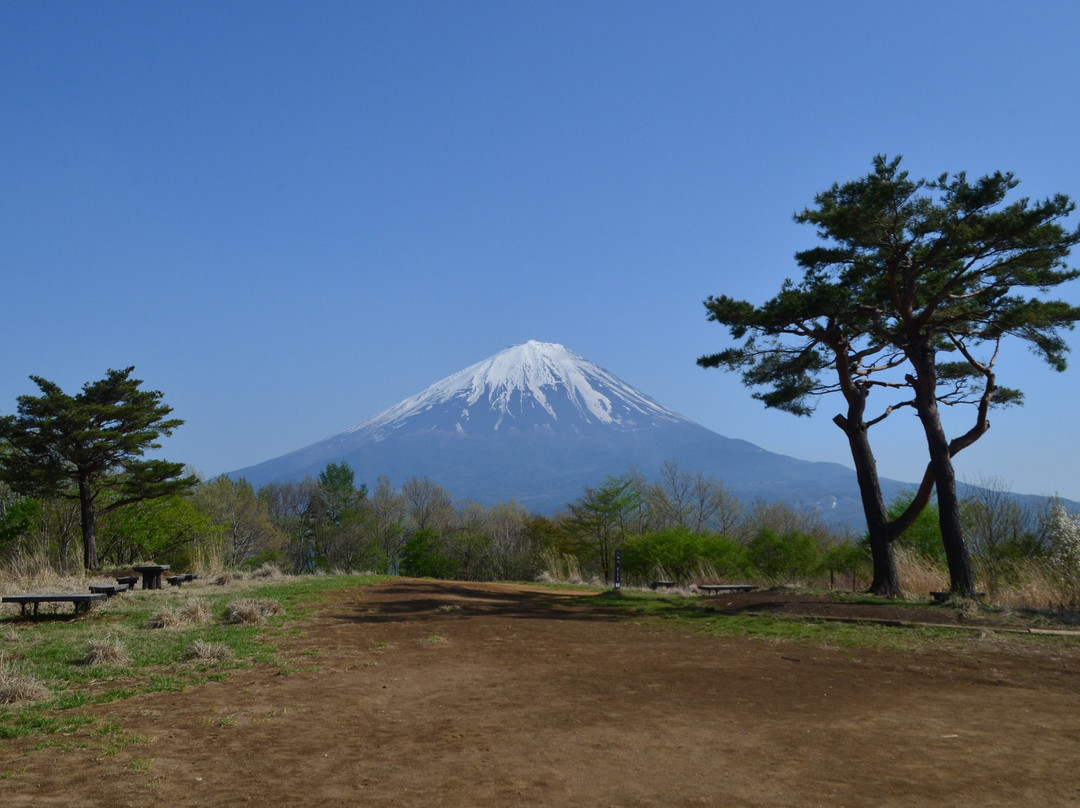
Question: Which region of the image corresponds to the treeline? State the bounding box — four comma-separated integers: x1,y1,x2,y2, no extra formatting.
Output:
0,458,842,583
2,458,1078,603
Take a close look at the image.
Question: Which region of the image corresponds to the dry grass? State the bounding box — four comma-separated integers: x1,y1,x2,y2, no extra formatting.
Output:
83,635,130,667
0,654,50,704
981,562,1080,617
222,597,283,625
895,547,948,597
212,571,244,586
146,608,184,630
249,563,282,579
186,639,233,662
0,562,88,597
537,550,596,586
178,598,212,625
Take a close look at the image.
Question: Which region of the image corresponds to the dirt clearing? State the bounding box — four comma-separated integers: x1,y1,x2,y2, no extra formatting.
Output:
4,579,1079,807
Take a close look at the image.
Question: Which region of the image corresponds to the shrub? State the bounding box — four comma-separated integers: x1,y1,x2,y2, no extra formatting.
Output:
186,640,233,662
146,608,183,629
622,528,748,584
1044,503,1080,609
746,528,822,584
249,562,281,579
223,597,283,625
83,635,130,666
0,654,50,704
178,598,211,625
400,528,456,579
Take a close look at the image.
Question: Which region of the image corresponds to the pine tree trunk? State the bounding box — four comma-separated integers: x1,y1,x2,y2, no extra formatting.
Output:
910,350,977,598
835,413,901,597
930,447,977,597
78,477,99,571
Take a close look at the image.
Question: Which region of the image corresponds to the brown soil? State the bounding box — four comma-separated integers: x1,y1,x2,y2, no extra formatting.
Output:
5,579,1080,807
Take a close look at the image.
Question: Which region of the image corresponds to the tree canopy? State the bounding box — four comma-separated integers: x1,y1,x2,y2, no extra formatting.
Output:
0,367,195,569
700,155,1080,596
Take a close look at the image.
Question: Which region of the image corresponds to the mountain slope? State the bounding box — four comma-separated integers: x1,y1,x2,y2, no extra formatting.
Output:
229,341,905,521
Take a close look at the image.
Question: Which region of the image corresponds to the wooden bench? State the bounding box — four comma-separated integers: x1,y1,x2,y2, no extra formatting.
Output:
2,593,107,617
89,584,130,598
649,580,678,590
698,584,758,595
116,576,138,590
167,573,197,587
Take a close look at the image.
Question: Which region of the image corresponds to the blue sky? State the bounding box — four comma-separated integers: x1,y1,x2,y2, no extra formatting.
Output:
2,1,1079,502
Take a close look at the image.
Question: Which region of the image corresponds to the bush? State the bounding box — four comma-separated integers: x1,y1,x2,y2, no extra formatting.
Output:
623,528,748,584
178,598,211,625
746,529,821,584
83,635,130,666
223,598,283,625
146,608,183,629
0,655,50,704
186,640,233,662
400,528,456,579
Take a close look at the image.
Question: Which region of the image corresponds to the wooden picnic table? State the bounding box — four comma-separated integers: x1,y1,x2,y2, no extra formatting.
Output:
2,593,106,617
132,564,170,590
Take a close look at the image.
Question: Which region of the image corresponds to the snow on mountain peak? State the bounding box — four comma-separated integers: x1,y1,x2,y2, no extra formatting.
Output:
346,341,687,437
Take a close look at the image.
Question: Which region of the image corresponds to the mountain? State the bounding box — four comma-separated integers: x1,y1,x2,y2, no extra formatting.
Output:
229,340,906,523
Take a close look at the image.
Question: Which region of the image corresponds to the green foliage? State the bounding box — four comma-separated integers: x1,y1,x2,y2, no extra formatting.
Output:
0,494,41,559
0,367,195,569
745,528,821,583
97,495,220,569
889,494,945,561
400,528,455,578
566,475,642,584
700,155,1080,598
622,527,748,584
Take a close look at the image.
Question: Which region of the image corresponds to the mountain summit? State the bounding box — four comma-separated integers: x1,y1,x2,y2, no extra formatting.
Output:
229,340,898,519
345,340,688,439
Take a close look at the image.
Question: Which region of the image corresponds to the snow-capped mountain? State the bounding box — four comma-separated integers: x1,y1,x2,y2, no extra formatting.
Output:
229,340,901,520
345,340,689,439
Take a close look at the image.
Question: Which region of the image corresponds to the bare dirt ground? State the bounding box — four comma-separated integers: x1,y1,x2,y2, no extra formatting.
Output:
5,579,1080,807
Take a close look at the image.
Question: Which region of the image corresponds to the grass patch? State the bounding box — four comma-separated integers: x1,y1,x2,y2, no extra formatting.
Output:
591,589,995,651
0,656,50,705
222,598,283,625
0,572,383,740
82,635,130,667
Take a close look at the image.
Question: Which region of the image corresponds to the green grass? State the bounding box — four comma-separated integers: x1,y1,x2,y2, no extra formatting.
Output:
591,588,985,650
0,572,382,743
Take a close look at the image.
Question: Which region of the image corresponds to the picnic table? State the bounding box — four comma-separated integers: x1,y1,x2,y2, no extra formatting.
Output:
698,584,758,595
2,593,106,617
132,564,170,590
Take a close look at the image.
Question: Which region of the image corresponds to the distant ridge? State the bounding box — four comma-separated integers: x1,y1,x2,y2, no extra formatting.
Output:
229,340,908,522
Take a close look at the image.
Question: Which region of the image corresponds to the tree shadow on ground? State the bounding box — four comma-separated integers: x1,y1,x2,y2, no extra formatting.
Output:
327,579,628,624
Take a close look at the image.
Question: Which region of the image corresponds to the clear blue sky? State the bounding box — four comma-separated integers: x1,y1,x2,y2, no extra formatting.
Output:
3,1,1079,502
